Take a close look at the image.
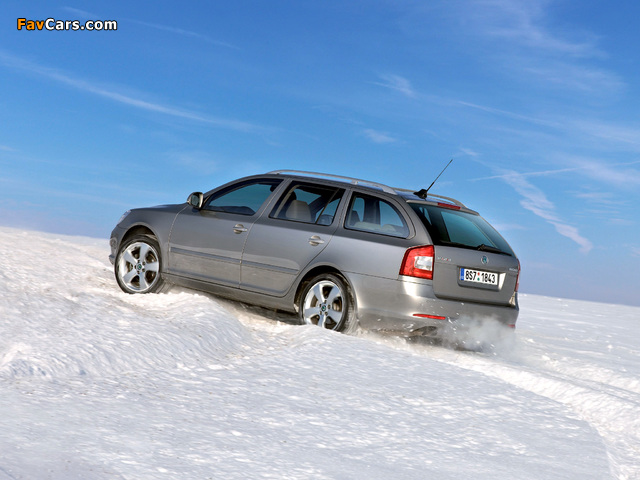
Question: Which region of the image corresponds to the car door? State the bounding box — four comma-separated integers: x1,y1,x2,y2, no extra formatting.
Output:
167,178,282,286
240,182,345,295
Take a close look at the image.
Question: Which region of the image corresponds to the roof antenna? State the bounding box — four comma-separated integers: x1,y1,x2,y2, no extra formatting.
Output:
414,158,453,199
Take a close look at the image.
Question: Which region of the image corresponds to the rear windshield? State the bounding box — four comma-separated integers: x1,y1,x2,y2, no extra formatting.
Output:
409,203,514,256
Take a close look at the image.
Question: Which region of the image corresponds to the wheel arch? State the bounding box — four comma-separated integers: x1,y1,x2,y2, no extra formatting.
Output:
116,225,167,274
121,225,157,244
293,265,354,313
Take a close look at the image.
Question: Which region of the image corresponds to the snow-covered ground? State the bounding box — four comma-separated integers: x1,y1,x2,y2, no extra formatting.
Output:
1,226,639,479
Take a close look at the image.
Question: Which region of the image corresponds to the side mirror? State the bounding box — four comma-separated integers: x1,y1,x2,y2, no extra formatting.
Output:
187,192,204,209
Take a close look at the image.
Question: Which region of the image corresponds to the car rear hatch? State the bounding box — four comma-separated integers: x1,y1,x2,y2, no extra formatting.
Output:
433,246,518,305
408,201,519,306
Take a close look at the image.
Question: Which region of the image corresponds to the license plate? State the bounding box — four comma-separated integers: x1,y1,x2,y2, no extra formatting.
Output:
460,268,498,286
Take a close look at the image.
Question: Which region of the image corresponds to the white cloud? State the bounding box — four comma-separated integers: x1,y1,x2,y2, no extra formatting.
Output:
457,100,558,128
474,157,640,190
570,120,640,152
608,218,634,227
362,129,397,144
0,51,261,132
458,148,480,157
490,223,527,231
126,20,239,49
548,222,593,255
373,74,416,98
499,170,593,254
469,0,600,58
523,62,624,95
473,166,580,181
573,191,614,202
572,191,626,208
567,157,640,188
62,7,98,19
450,0,622,100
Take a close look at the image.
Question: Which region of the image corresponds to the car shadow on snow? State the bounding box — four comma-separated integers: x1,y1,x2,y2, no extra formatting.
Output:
162,284,301,328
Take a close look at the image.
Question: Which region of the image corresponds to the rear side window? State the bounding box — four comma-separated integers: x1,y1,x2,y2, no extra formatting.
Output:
270,183,345,225
345,193,409,237
410,203,514,255
204,179,282,215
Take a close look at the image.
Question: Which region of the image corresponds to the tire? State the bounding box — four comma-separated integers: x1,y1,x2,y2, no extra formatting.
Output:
299,273,356,332
115,234,165,294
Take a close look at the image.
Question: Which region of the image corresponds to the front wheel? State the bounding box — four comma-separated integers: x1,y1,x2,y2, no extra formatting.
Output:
115,234,165,294
299,273,356,332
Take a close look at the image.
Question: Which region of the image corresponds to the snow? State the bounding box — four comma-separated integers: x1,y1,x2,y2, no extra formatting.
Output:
1,226,639,479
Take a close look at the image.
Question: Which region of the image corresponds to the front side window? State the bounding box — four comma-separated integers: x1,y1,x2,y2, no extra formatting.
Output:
204,179,282,216
270,183,345,225
345,193,409,237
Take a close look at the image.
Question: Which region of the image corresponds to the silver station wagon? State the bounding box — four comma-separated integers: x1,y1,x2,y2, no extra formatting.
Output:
109,170,520,336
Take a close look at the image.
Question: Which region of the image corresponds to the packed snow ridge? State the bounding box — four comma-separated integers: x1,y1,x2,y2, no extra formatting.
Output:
1,226,639,479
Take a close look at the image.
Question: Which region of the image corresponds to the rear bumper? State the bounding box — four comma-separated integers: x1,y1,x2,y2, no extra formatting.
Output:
346,273,519,335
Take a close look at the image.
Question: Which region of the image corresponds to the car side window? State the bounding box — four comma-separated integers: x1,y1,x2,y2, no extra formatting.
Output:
270,183,345,225
203,179,282,215
345,193,409,237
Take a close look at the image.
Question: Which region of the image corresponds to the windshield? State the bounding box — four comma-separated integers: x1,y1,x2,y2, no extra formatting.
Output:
409,203,514,256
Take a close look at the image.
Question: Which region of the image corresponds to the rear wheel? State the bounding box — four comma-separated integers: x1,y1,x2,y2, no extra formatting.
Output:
299,273,355,332
115,234,165,294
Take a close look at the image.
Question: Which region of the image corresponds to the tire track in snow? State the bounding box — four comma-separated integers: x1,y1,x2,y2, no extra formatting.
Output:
410,342,640,480
216,293,640,479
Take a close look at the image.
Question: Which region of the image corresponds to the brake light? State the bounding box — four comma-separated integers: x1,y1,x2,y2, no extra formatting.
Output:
400,245,435,280
515,259,521,292
437,202,461,210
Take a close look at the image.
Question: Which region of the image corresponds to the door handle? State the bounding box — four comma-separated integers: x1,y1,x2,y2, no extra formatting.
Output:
308,235,325,246
233,224,248,234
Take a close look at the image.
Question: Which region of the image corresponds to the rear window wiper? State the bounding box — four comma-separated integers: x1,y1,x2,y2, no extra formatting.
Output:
436,241,511,256
476,243,506,254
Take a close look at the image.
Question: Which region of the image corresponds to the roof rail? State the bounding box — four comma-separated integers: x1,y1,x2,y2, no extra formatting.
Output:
267,170,467,208
268,170,398,194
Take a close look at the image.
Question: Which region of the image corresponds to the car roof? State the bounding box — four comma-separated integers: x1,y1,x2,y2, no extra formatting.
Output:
267,169,470,210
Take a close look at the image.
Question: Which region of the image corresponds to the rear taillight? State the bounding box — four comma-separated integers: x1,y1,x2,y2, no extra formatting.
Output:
509,259,520,307
400,245,435,280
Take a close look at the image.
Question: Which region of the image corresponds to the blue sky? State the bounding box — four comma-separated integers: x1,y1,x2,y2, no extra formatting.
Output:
2,0,639,306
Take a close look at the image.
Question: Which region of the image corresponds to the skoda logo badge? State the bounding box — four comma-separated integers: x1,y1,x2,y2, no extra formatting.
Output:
481,255,488,265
